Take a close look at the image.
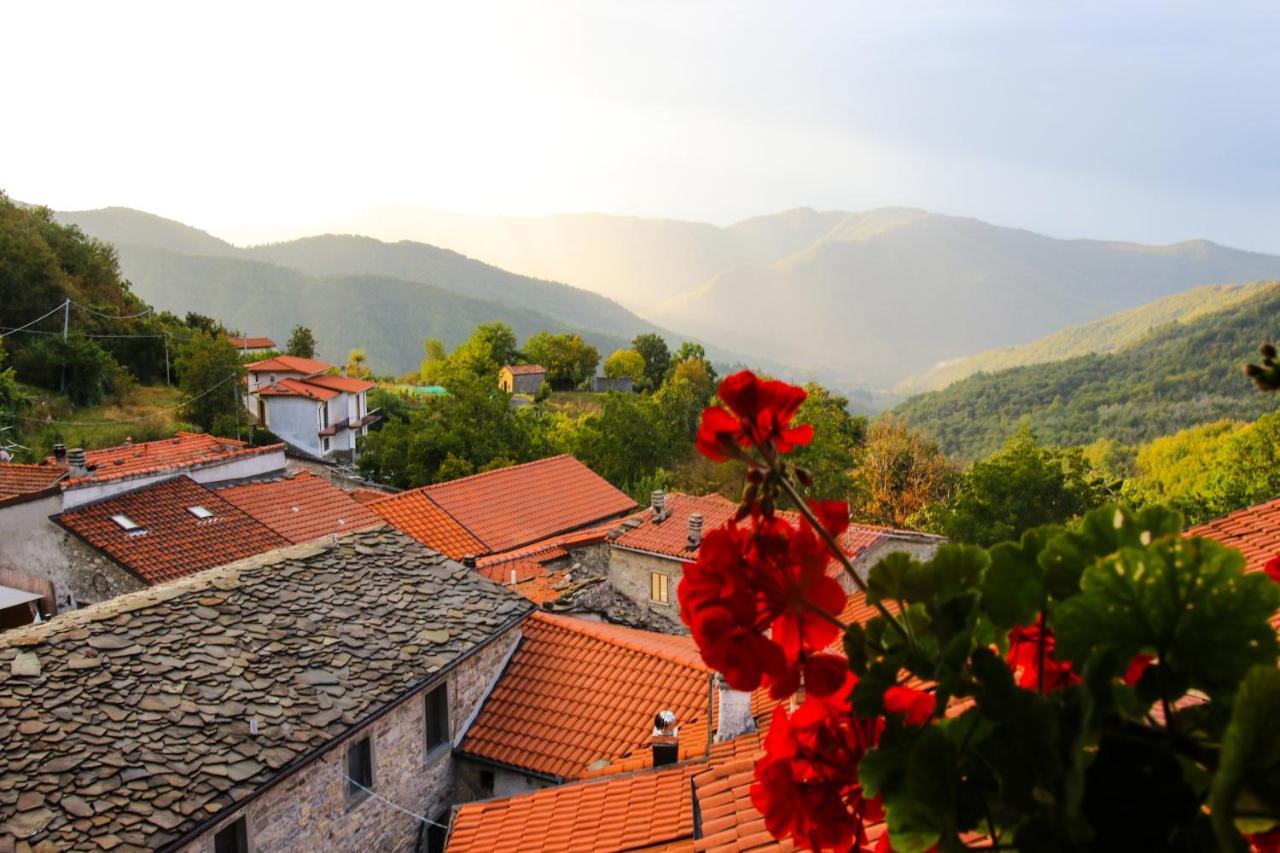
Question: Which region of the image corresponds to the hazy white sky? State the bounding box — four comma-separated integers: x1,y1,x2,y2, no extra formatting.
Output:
4,1,1279,250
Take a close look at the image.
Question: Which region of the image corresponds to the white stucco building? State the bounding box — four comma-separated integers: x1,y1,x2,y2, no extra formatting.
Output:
245,355,379,460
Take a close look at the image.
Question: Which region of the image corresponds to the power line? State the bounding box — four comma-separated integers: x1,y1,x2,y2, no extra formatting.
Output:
327,763,449,830
0,302,67,339
17,372,241,427
70,300,153,320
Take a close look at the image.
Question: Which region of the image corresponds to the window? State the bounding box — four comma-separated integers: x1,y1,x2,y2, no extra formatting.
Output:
187,505,214,520
109,514,144,534
425,683,449,755
479,769,495,795
650,572,669,604
213,817,248,853
320,403,329,429
425,813,448,853
322,437,330,453
346,736,373,802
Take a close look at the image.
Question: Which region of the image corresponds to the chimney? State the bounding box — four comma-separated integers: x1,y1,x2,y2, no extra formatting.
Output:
687,513,703,549
52,443,67,465
462,555,477,569
122,436,133,448
714,675,756,743
650,490,666,522
651,710,678,767
66,448,89,478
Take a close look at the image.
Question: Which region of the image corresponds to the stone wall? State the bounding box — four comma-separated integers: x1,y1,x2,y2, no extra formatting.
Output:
0,493,145,612
454,759,552,802
178,624,521,853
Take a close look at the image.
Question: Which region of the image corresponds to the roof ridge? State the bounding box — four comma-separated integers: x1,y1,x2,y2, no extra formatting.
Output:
417,453,574,494
529,611,705,670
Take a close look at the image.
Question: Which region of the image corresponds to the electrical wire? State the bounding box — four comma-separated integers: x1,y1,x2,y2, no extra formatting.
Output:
329,763,449,830
0,302,67,339
70,300,153,319
17,372,241,426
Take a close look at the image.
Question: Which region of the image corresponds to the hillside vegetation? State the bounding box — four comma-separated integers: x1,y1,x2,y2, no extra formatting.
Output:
897,281,1280,394
893,282,1280,459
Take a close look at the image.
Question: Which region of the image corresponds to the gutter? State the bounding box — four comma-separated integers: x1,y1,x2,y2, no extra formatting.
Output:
159,606,533,852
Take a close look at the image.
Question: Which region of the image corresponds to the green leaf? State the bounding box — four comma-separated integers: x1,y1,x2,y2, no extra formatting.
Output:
1055,537,1280,695
915,544,990,603
1211,666,1280,851
981,525,1061,629
882,725,958,853
1040,504,1184,600
868,551,918,604
843,621,870,675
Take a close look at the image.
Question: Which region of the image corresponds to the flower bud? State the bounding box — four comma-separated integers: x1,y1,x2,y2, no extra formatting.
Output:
746,467,765,484
794,466,814,488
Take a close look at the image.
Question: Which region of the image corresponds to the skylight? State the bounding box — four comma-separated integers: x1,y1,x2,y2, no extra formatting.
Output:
187,505,215,520
109,514,141,532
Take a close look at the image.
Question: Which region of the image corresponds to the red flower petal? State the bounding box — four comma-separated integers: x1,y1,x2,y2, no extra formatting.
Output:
1265,554,1280,584
883,685,934,726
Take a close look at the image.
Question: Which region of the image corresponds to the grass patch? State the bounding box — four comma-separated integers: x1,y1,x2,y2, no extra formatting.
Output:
14,383,192,461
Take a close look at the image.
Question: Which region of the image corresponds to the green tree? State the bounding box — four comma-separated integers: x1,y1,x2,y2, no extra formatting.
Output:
670,341,717,387
852,416,955,527
346,348,371,379
524,332,600,390
789,383,867,504
603,348,646,384
13,336,121,407
573,393,671,487
668,358,715,399
175,334,244,433
632,333,671,392
921,426,1114,546
286,325,317,358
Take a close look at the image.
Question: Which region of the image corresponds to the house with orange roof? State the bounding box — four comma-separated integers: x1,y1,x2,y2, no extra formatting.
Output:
225,334,276,354
0,433,288,620
244,355,379,460
607,490,944,625
213,470,383,543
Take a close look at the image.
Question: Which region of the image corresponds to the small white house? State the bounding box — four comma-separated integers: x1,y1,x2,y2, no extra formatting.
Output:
245,356,379,460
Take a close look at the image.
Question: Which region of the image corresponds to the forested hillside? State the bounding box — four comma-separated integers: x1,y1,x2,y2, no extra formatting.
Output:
893,282,1280,458
897,281,1280,394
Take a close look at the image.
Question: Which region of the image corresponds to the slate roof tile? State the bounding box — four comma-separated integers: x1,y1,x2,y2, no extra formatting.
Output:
214,471,382,544
54,476,290,585
0,527,532,850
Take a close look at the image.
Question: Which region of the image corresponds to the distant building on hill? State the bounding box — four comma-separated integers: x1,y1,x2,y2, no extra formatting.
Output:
590,375,634,393
244,355,379,461
226,335,276,355
498,363,546,394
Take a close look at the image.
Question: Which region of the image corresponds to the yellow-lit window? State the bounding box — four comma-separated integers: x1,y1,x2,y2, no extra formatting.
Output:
650,572,669,604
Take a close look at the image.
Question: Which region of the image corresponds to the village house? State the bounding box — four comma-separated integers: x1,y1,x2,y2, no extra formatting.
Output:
589,375,634,393
0,434,286,616
0,527,533,852
244,355,379,461
606,490,945,624
226,335,277,356
497,363,546,394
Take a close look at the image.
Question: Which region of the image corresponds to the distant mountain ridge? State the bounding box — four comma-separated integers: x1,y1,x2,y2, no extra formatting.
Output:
892,281,1280,459
54,207,741,376
289,204,1280,389
896,281,1280,394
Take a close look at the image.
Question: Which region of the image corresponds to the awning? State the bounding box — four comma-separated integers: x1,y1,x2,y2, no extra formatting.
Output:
0,585,44,610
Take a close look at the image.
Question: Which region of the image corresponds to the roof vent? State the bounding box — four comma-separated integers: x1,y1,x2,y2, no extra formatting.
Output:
52,443,66,464
66,448,89,478
651,710,679,767
462,555,477,569
687,513,704,549
650,490,667,522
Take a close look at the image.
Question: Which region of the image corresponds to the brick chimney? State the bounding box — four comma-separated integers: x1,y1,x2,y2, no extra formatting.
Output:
687,513,703,549
714,675,756,743
651,710,678,767
650,490,666,522
66,448,89,478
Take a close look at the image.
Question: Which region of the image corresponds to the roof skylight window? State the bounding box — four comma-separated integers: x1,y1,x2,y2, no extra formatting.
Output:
109,514,143,533
187,505,215,520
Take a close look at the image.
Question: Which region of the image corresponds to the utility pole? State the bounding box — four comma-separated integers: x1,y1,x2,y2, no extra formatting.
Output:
232,372,242,442
59,298,70,393
163,333,171,386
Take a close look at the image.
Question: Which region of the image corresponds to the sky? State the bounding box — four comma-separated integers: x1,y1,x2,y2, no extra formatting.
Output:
4,0,1279,251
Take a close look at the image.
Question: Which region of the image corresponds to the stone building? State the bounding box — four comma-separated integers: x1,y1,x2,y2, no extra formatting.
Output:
608,491,946,621
0,527,532,852
497,364,546,395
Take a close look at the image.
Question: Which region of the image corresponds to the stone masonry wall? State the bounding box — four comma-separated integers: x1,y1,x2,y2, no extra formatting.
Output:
179,625,521,853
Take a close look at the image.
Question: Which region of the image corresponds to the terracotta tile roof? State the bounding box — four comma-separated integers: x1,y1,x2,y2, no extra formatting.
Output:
54,476,290,584
0,528,533,851
302,374,376,394
348,486,394,505
448,761,702,853
613,492,937,562
0,463,65,500
48,432,283,488
244,354,331,374
690,757,795,852
214,471,383,544
257,377,340,401
459,612,712,780
368,490,486,560
1187,496,1280,573
226,336,275,349
504,363,547,376
374,456,635,557
423,455,636,554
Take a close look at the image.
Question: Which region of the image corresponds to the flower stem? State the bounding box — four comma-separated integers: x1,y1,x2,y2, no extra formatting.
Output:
776,473,912,644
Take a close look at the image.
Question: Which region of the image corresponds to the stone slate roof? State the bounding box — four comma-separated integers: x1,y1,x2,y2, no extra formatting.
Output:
0,527,532,851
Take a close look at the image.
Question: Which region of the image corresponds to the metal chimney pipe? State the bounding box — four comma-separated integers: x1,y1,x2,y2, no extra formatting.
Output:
687,513,703,549
651,710,678,767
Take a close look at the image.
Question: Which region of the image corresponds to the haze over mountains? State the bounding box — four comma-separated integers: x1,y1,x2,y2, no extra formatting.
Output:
232,205,1280,389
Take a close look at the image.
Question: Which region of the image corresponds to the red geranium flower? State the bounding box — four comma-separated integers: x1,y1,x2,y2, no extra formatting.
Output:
1122,653,1155,687
883,685,935,726
1265,554,1280,583
695,370,814,461
1006,616,1080,693
752,682,884,852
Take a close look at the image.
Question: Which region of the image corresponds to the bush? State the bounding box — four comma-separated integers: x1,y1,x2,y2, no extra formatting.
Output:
14,336,124,406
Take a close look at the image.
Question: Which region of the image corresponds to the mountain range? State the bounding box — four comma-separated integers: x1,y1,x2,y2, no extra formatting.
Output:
265,205,1280,389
